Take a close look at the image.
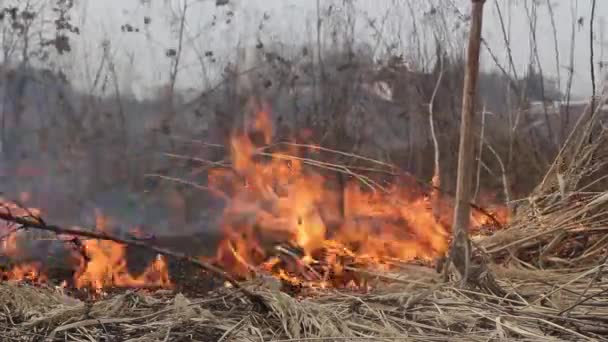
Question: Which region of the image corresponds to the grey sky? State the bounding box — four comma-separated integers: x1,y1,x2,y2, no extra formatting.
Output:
66,0,607,100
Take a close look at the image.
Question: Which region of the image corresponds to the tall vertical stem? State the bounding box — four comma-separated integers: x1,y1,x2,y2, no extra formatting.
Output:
450,0,486,284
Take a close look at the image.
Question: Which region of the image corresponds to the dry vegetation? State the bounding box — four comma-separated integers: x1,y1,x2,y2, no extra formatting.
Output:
1,265,607,341
1,0,608,341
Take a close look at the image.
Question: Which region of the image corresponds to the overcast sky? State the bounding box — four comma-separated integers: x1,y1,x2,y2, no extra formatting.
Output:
65,0,607,100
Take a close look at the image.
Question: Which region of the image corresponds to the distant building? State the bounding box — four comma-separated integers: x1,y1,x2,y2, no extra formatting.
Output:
527,98,608,116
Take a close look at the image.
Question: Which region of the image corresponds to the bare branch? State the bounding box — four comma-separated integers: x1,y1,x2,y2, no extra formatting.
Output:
473,104,486,202
545,0,561,97
563,0,579,135
523,0,557,150
428,34,444,221
590,0,597,114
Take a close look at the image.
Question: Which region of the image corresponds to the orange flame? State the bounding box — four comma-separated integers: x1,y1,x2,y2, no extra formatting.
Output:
6,262,48,283
0,207,171,292
210,107,463,287
73,211,171,292
0,106,508,291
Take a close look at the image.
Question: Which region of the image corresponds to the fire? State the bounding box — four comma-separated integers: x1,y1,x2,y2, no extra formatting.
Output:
4,262,48,283
0,105,508,292
73,211,171,292
210,108,460,287
75,239,171,292
0,228,48,283
0,205,171,292
470,194,510,234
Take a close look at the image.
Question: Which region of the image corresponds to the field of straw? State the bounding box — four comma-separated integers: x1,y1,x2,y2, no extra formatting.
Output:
1,262,607,341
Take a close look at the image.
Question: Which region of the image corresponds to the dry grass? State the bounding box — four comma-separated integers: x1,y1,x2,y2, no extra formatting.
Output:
0,262,607,341
2,90,607,341
2,126,607,341
481,92,608,270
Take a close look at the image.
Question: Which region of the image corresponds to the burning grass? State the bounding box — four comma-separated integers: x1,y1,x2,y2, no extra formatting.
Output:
0,98,607,340
0,107,505,293
207,108,507,289
0,263,607,341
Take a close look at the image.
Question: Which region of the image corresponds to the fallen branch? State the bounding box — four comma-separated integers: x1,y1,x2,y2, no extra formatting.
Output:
0,203,269,312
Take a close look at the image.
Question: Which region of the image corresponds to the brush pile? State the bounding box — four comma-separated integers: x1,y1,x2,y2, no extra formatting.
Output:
482,96,608,269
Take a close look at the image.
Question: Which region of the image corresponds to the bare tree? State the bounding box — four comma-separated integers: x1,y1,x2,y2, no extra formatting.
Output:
0,0,78,159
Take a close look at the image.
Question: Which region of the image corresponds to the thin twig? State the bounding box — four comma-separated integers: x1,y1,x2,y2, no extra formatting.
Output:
589,0,597,116
473,104,486,202
428,36,444,221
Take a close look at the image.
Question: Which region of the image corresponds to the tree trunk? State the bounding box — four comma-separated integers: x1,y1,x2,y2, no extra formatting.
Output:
449,0,503,295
